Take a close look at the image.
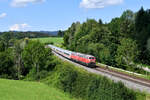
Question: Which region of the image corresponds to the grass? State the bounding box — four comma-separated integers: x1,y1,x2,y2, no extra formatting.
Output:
0,79,78,100
138,63,150,69
146,94,150,100
31,37,63,45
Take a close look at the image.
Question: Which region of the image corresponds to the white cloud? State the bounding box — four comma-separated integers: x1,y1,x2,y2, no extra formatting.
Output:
21,23,28,28
80,0,123,9
10,24,20,31
0,13,7,19
9,23,30,31
11,0,45,7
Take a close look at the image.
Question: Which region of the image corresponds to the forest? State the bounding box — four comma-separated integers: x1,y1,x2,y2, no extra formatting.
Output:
64,7,150,74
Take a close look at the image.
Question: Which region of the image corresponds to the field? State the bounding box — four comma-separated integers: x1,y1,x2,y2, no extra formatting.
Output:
31,37,63,45
0,79,78,100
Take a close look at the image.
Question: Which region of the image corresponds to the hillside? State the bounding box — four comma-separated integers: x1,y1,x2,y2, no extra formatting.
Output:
0,79,77,100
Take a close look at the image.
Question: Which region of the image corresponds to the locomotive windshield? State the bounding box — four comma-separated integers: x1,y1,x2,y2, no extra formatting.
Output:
89,57,95,59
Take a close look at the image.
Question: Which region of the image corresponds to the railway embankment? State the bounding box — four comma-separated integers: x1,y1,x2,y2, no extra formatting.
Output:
43,58,143,100
42,51,148,100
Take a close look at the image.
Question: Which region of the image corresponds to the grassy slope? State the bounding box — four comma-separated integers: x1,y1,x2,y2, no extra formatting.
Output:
0,79,77,100
32,37,63,45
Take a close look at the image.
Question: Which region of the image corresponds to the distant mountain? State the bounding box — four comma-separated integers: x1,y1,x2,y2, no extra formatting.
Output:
38,31,58,36
0,32,3,35
25,31,58,36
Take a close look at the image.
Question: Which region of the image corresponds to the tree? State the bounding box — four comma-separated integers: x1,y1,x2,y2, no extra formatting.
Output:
98,19,103,25
87,43,111,64
89,26,111,44
0,49,15,78
134,7,150,64
121,10,135,21
108,18,121,43
120,10,135,38
64,22,80,50
22,41,53,80
115,38,139,69
13,40,25,79
0,41,5,52
1,32,12,48
58,30,64,37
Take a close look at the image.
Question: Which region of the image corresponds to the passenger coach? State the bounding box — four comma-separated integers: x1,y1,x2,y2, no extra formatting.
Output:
48,45,96,67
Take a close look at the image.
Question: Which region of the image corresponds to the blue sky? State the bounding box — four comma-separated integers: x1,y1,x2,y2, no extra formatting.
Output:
0,0,149,31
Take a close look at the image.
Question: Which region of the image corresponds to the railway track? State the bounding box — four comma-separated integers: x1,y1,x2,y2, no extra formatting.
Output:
95,67,150,87
52,50,150,93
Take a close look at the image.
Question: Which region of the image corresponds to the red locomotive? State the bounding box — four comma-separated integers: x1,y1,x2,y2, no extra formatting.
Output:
71,52,96,66
48,45,96,67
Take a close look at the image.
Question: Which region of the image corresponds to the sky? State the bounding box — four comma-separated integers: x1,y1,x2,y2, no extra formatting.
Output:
0,0,149,32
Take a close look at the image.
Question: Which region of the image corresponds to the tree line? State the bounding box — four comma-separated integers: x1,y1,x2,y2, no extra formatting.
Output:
63,7,150,74
0,33,56,79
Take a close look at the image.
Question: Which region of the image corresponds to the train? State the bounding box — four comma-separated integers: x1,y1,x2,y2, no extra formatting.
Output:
48,45,96,67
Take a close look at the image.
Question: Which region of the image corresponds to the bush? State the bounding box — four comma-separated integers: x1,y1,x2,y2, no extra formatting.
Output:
72,72,92,98
44,42,54,45
58,65,78,93
0,49,16,79
51,62,137,100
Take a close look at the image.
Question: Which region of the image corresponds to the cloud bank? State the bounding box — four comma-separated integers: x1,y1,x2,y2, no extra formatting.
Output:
11,0,45,7
80,0,123,9
9,23,30,31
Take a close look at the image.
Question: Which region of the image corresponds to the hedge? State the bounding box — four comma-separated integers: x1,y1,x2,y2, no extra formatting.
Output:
49,62,137,100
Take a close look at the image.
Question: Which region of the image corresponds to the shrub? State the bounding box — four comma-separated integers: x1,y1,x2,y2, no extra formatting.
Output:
58,65,78,93
52,62,137,100
0,49,16,79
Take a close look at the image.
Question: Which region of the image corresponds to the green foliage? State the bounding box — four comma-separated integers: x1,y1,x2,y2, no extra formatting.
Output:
22,41,54,80
121,10,135,21
63,7,150,73
64,22,81,50
13,40,25,79
115,38,139,69
0,32,12,48
108,18,121,39
134,7,150,64
0,38,56,80
64,19,113,65
0,49,16,79
0,41,5,52
98,46,111,64
58,30,65,37
45,61,137,100
58,65,78,93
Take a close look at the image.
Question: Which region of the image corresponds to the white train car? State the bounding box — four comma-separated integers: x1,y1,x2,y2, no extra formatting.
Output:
48,45,72,59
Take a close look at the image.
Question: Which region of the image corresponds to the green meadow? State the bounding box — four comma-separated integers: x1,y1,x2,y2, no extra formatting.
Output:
0,79,77,100
31,37,63,45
